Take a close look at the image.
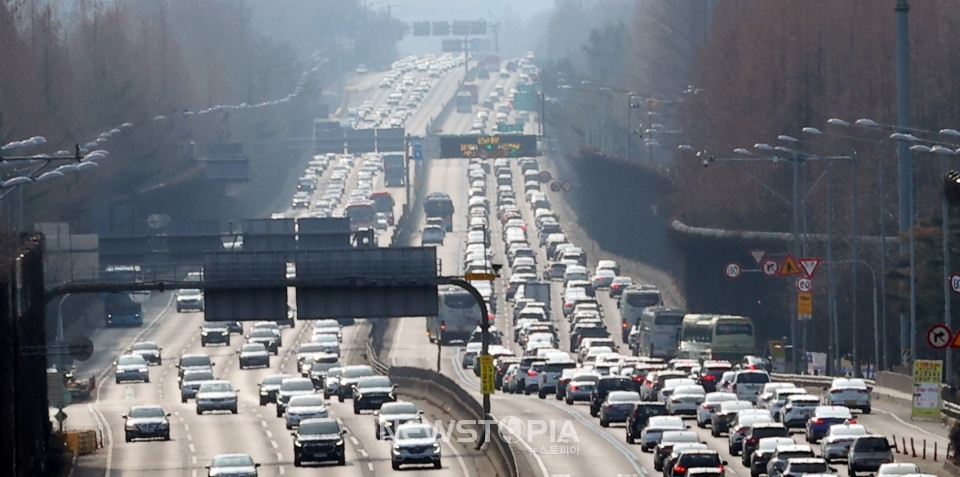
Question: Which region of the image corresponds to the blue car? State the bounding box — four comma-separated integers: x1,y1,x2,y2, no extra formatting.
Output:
804,405,854,443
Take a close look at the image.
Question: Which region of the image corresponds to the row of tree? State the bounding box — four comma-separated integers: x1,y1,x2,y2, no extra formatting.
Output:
0,0,397,226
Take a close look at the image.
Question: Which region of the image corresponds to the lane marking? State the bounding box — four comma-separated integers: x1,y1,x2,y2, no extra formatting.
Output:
183,424,189,432
367,462,374,472
188,443,195,453
266,430,273,439
279,466,285,475
350,436,360,446
441,438,470,477
359,449,368,457
271,440,278,449
276,452,283,461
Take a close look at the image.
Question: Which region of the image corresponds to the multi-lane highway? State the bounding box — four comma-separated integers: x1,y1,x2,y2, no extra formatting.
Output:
62,52,950,477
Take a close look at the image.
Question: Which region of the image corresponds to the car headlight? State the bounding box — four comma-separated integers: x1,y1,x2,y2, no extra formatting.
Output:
201,331,208,335
335,439,344,446
433,442,441,450
125,422,137,429
294,440,303,447
139,368,148,373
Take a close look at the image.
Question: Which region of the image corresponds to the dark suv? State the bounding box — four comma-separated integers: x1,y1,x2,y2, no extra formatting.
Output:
292,417,346,466
625,402,668,444
200,322,230,346
696,363,733,393
667,449,725,477
589,376,634,417
740,422,789,466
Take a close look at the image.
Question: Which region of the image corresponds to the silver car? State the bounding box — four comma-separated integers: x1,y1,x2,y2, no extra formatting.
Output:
284,394,329,429
195,380,238,415
639,415,686,452
696,392,738,427
115,355,150,384
180,369,216,402
391,422,441,470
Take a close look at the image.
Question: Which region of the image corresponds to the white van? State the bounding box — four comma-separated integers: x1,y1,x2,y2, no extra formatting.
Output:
731,370,772,403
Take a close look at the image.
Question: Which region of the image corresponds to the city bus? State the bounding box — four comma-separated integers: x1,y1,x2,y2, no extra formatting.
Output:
424,192,454,232
105,293,143,327
678,314,756,362
101,265,144,284
635,307,687,359
618,285,663,341
344,200,376,231
426,285,480,345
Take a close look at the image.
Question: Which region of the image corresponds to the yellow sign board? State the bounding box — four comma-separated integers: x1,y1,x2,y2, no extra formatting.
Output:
912,359,942,419
465,272,496,281
480,355,495,395
797,292,813,318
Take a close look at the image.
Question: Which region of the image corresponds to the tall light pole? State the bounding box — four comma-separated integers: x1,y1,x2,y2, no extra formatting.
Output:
895,0,914,365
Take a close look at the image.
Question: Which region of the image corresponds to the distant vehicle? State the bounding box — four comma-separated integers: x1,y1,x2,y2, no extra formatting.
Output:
345,201,376,231
123,405,171,442
176,288,204,312
383,154,406,187
679,314,756,362
636,307,686,359
424,192,454,232
426,285,481,344
105,293,143,327
206,454,260,476
370,191,396,224
456,92,473,113
355,64,368,74
619,285,663,341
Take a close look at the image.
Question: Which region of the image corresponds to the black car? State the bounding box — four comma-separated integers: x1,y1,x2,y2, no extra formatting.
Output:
598,391,642,427
123,405,171,442
258,374,292,406
246,329,279,354
569,325,609,352
200,323,230,346
237,343,270,369
225,321,243,334
292,417,346,466
696,363,733,393
495,358,521,390
589,376,634,417
336,365,376,402
625,402,669,444
130,341,162,365
741,422,789,466
353,376,397,414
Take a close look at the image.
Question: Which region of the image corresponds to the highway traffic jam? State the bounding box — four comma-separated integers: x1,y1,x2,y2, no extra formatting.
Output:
438,154,928,477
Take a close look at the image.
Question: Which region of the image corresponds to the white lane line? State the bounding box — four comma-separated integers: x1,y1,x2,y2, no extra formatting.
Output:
350,436,360,446
393,316,406,366
191,456,197,464
271,440,278,449
188,443,195,453
279,466,285,475
186,434,193,441
266,430,273,439
495,416,549,477
183,424,189,432
192,470,197,477
441,438,470,477
876,408,950,443
367,462,374,472
276,452,283,461
261,420,268,428
359,449,368,457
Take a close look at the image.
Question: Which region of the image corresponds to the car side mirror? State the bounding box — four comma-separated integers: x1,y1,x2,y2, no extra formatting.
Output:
829,467,837,473
722,460,728,465
822,386,828,391
418,410,424,415
121,414,127,418
113,362,117,366
254,463,261,468
291,431,297,437
685,425,691,429
341,429,348,434
165,413,171,417
205,466,211,469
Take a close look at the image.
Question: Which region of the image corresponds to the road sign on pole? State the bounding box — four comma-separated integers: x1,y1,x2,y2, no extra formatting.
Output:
480,355,494,394
928,324,952,349
797,292,812,320
412,137,424,161
799,258,822,278
749,250,766,264
724,262,741,279
761,259,779,277
951,273,960,295
796,277,813,293
779,254,801,276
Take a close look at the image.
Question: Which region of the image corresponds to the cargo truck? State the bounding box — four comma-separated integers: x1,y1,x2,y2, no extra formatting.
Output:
383,153,406,186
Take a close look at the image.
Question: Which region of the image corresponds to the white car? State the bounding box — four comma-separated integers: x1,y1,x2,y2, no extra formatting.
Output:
823,377,871,413
731,370,771,403
391,422,441,470
756,382,795,408
659,378,697,402
876,463,921,476
310,333,341,355
779,394,822,428
665,384,706,415
819,423,867,462
375,401,422,440
696,392,738,427
768,387,809,420
639,415,686,452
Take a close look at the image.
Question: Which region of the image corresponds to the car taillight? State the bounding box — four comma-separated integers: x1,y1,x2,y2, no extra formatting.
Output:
633,376,643,382
702,403,711,409
622,320,628,329
748,364,756,370
747,437,758,445
702,375,716,381
604,404,612,409
732,384,737,392
848,418,857,424
673,466,686,475
813,418,824,424
527,370,537,376
570,385,578,391
440,320,446,331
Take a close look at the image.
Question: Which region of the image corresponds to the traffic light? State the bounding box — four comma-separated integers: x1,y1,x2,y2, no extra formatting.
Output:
945,170,960,206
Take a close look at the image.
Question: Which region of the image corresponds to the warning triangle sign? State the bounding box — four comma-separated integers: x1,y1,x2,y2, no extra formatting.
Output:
798,258,822,278
749,250,766,264
951,329,960,349
779,254,801,276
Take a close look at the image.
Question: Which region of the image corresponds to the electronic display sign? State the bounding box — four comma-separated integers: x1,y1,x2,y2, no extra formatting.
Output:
438,135,538,158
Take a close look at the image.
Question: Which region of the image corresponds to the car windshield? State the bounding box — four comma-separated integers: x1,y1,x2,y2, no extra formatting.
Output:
855,438,891,452
184,371,214,382
282,379,315,391
313,334,338,343
299,344,326,353
398,426,434,440
382,402,418,415
180,356,211,367
313,361,341,371
343,366,375,378
679,453,721,467
205,323,229,330
262,375,290,385
250,330,274,338
358,376,392,388
816,408,852,419
117,355,145,366
242,344,265,352
736,372,770,383
131,342,158,351
289,395,324,407
662,431,699,443
787,462,828,473
298,420,340,435
211,455,254,468
129,407,165,418
830,426,866,437
607,391,641,403
199,382,232,393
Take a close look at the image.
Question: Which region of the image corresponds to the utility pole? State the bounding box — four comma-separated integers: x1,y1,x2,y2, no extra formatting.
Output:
791,153,801,373
895,0,915,366
463,37,469,77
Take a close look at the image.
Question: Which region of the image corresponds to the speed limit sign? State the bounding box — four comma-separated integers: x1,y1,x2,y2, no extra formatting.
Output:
796,277,813,293
724,262,741,279
951,273,960,295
